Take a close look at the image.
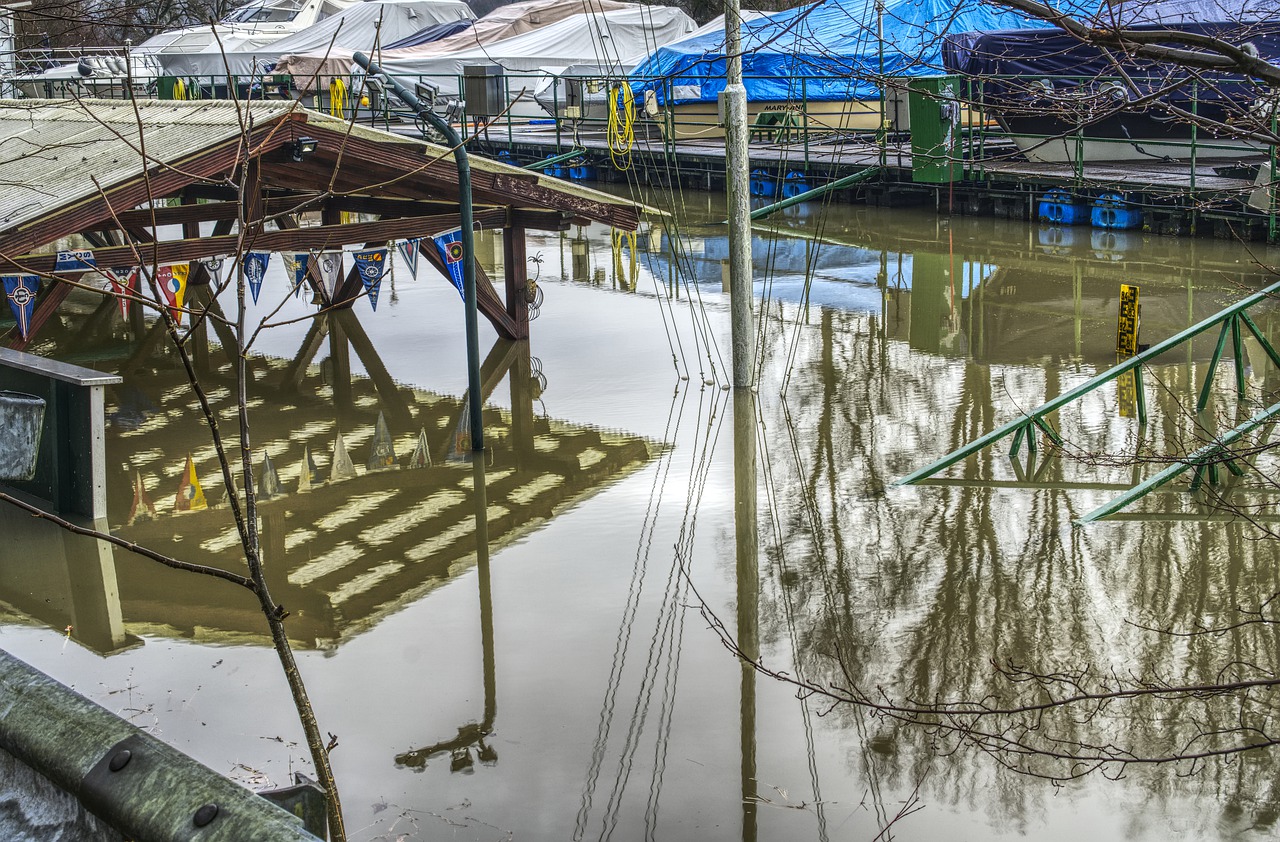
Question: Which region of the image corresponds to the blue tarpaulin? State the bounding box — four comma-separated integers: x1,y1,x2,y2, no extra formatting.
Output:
384,18,474,50
629,0,1059,105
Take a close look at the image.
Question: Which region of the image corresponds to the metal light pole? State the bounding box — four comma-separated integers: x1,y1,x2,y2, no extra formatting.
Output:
353,52,484,452
723,0,755,389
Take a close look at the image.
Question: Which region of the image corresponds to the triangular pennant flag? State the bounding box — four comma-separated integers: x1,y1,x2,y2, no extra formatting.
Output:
201,256,225,286
431,228,466,300
352,248,388,311
243,252,270,305
156,264,190,325
286,253,310,298
316,251,343,302
54,249,95,273
297,446,318,492
127,470,157,526
408,427,432,469
3,274,40,339
396,238,420,279
367,411,397,471
330,433,355,482
103,267,139,320
258,450,282,499
175,454,207,512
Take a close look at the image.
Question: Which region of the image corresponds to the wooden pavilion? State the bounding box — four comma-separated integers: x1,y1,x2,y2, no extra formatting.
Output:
0,98,645,351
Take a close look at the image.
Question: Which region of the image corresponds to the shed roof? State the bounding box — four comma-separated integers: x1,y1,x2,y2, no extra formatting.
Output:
0,98,644,250
0,99,300,234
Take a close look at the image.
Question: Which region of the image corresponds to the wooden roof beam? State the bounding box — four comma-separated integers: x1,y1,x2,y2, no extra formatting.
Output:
6,209,510,275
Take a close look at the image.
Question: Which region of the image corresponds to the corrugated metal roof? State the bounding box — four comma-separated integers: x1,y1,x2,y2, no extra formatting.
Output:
0,98,647,242
0,98,299,235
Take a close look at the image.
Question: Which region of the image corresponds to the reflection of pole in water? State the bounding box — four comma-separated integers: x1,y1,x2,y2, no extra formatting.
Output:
392,456,498,772
474,455,497,737
734,390,758,842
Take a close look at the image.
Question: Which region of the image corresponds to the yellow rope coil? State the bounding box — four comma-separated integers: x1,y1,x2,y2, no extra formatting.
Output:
172,78,187,100
329,77,349,119
607,84,634,171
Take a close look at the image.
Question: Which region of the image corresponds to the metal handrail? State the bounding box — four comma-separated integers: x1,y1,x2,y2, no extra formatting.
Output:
896,279,1280,489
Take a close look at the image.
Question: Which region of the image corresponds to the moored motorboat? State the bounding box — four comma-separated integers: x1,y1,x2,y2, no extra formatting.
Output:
942,0,1280,163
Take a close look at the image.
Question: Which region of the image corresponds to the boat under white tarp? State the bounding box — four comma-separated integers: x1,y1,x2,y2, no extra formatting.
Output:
135,0,361,68
154,0,474,79
275,0,630,88
367,2,696,112
531,12,765,118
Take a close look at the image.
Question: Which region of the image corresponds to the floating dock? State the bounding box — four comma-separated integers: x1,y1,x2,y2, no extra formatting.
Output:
463,123,1277,241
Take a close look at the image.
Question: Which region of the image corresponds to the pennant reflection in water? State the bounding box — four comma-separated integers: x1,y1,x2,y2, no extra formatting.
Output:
258,450,282,499
243,252,270,305
352,249,388,311
431,228,466,300
3,274,39,339
367,411,396,471
175,454,207,512
128,470,157,526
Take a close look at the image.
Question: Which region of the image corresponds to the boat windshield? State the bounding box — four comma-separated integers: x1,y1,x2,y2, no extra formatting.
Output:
221,0,304,24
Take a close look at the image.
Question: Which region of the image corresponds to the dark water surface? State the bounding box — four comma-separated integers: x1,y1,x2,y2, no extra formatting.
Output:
4,197,1280,840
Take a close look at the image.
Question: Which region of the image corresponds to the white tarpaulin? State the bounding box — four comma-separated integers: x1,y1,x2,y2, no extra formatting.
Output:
275,0,629,86
156,0,474,78
371,4,695,97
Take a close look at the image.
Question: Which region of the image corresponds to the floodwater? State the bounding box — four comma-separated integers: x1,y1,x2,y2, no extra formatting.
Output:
4,195,1280,841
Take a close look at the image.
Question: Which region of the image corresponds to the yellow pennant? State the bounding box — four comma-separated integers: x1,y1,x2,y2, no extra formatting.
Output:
175,454,207,512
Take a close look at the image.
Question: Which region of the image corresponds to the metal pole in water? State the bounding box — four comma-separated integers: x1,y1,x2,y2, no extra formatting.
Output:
353,52,484,452
723,0,755,389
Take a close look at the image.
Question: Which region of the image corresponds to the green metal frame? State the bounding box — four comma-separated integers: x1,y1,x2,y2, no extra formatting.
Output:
897,280,1280,516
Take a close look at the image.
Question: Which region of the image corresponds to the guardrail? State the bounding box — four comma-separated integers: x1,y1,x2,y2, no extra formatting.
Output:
0,648,322,841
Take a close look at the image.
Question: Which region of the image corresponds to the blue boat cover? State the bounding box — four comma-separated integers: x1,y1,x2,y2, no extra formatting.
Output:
942,14,1280,109
384,17,474,50
629,0,1068,104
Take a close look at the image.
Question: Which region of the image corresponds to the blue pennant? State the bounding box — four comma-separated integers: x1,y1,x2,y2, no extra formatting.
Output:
431,228,465,300
3,274,40,339
242,252,270,304
290,253,310,298
352,248,388,311
54,250,95,273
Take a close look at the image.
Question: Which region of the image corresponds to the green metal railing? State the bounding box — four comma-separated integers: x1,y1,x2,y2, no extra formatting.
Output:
897,280,1280,519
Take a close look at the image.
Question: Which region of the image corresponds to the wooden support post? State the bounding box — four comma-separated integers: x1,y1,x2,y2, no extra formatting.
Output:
333,310,413,430
503,227,531,339
328,311,353,416
509,340,534,463
279,314,331,393
420,240,523,340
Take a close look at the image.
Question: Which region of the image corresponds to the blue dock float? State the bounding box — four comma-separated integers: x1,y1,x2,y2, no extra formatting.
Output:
1037,189,1089,225
781,171,810,199
750,169,776,198
1092,192,1144,230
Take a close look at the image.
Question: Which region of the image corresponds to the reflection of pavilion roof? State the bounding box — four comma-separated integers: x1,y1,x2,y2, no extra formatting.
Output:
107,355,655,648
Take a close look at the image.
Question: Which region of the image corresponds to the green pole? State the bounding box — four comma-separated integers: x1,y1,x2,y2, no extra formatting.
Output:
353,52,483,452
749,166,880,221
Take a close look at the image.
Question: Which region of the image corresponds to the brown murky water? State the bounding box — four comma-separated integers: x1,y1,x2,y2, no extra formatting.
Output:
4,196,1280,840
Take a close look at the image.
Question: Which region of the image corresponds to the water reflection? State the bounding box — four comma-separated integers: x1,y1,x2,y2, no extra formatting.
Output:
5,315,655,650
6,198,1280,839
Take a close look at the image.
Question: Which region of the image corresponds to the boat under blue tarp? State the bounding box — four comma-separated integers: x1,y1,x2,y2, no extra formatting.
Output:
628,0,1065,106
383,17,474,50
